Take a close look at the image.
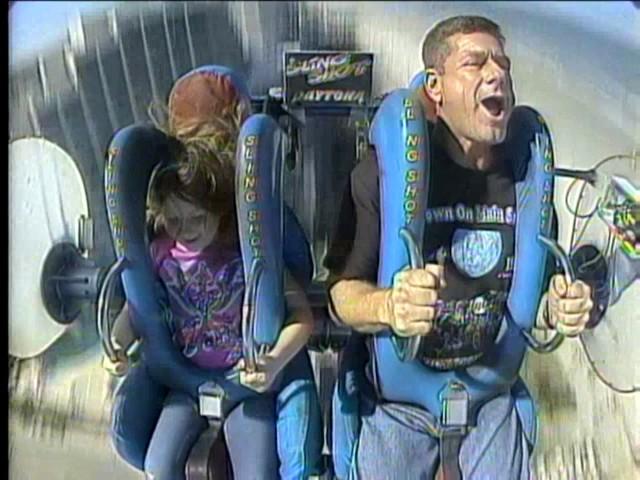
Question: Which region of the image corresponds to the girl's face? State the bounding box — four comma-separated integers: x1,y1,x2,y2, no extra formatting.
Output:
162,195,219,252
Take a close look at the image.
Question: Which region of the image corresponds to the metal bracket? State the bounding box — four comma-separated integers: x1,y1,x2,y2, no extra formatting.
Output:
77,214,94,254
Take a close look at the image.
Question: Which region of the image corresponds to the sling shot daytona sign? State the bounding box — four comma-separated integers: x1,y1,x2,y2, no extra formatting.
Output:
284,51,374,107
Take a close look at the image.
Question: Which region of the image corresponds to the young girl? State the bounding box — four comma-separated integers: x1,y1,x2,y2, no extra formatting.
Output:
108,74,323,479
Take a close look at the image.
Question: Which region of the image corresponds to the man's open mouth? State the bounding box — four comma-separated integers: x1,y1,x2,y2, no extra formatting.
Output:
479,95,506,119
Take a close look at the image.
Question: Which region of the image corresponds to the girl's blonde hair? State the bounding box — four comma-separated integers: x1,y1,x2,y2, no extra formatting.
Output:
148,98,247,179
148,70,251,182
146,70,252,246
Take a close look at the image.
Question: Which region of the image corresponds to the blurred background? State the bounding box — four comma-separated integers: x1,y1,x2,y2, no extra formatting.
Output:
9,2,639,478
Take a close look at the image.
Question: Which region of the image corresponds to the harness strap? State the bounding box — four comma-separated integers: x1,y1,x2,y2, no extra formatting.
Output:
184,383,230,480
438,382,470,480
363,375,471,478
439,427,465,480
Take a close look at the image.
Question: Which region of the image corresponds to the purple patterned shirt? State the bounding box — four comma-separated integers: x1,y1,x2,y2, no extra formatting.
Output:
150,235,245,369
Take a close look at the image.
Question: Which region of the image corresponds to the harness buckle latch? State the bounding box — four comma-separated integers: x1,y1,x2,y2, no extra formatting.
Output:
198,382,225,421
441,381,469,428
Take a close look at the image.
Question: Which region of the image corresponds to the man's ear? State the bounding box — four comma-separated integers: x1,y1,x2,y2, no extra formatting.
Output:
424,68,442,105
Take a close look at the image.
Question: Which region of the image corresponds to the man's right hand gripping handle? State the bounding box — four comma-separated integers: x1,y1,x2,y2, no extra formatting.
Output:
330,264,445,336
382,264,444,336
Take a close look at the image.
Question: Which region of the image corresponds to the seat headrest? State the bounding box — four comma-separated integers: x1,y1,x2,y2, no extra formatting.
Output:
168,65,252,137
109,124,173,164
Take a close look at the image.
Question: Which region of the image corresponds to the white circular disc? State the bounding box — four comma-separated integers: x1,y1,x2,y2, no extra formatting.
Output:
9,138,89,358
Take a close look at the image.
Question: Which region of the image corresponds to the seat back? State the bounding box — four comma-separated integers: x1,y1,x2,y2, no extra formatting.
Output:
331,73,554,477
104,65,314,401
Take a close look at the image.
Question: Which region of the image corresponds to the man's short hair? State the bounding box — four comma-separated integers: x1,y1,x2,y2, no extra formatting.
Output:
421,16,505,73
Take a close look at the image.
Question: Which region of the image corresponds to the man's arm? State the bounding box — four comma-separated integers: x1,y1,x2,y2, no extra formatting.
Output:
330,279,392,333
535,208,594,335
326,150,441,336
325,150,388,334
331,267,443,336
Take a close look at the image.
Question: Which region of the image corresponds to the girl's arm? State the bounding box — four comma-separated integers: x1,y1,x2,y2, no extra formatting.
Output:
239,270,314,392
266,270,314,372
111,303,138,351
102,303,137,376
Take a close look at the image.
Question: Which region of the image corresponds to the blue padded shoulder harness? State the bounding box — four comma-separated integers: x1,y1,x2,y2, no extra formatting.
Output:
370,92,555,423
331,87,555,479
235,113,285,369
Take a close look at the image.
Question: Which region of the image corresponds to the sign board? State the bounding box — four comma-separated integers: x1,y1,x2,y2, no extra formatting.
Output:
284,51,374,107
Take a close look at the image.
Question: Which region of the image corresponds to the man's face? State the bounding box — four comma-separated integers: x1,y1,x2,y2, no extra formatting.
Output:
437,32,514,147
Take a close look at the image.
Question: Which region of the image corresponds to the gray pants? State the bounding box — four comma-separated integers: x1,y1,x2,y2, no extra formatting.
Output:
354,393,531,480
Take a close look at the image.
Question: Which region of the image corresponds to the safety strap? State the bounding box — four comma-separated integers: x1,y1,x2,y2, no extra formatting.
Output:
184,383,229,480
364,367,471,479
439,427,465,480
439,382,470,480
361,395,468,480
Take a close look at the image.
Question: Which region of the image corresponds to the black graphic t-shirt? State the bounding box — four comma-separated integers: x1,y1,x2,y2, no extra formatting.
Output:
326,120,516,370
